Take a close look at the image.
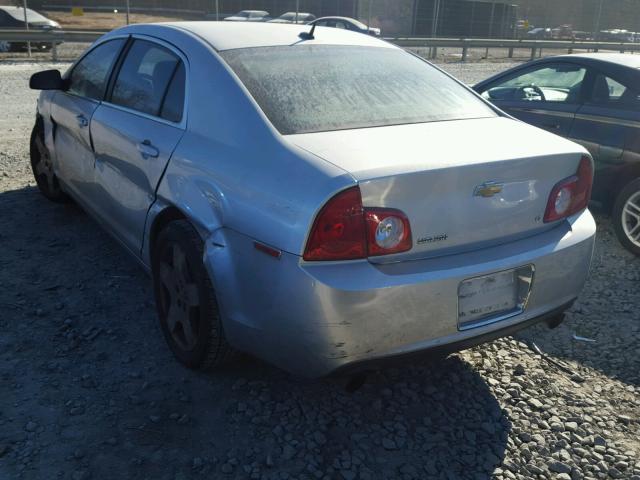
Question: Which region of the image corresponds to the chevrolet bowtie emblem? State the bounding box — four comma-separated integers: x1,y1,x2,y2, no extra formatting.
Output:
474,182,504,198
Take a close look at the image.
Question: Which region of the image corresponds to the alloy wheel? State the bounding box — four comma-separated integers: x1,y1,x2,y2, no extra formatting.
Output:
0,41,10,53
158,243,201,351
622,191,640,248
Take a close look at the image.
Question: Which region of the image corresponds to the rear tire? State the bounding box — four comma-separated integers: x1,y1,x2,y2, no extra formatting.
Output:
152,220,235,370
612,178,640,256
29,122,70,203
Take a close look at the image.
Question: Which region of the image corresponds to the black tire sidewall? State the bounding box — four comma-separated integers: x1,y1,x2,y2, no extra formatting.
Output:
612,178,640,256
152,221,219,369
29,123,69,203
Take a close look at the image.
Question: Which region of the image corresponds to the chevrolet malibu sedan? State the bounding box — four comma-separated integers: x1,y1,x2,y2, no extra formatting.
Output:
29,23,596,377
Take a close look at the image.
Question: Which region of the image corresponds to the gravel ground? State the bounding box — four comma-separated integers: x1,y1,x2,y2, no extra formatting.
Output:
0,62,639,480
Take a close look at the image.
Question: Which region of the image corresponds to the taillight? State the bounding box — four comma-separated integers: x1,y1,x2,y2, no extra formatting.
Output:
544,155,593,223
365,209,412,256
303,187,412,261
303,187,367,261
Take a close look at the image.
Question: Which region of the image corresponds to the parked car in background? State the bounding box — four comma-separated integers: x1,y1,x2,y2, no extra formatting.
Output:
474,54,640,256
268,12,315,24
526,27,552,39
223,10,270,22
552,24,575,40
308,16,381,36
598,29,635,42
29,23,595,377
0,6,60,52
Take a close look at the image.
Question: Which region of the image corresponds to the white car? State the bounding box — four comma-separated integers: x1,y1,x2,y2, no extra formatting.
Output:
223,10,269,22
28,23,596,377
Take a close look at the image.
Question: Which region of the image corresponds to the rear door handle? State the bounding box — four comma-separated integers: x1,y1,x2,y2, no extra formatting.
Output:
76,114,88,128
137,140,159,159
542,123,561,131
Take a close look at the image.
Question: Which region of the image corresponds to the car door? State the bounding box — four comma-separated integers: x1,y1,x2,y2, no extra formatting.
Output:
478,62,587,137
570,71,640,203
49,38,126,204
90,37,186,253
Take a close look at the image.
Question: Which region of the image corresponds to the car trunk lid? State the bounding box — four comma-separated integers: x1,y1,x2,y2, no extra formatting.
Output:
288,117,587,262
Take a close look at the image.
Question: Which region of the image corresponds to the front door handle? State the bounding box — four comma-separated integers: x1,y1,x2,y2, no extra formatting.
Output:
137,140,159,159
76,114,88,128
542,123,561,131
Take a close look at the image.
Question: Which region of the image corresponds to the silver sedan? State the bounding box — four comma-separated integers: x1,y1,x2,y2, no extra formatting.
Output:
29,22,596,377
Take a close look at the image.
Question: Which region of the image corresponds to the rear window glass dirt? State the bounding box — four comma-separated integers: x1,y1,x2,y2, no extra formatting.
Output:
221,45,496,135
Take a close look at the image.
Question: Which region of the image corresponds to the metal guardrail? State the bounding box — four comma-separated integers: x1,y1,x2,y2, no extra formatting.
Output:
389,37,640,60
2,28,640,61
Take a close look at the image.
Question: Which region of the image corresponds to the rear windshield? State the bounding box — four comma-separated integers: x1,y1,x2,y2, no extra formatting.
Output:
221,45,495,135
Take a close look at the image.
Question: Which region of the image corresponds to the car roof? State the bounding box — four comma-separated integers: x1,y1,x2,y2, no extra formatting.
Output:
146,22,391,51
553,52,640,69
313,16,358,23
237,10,268,14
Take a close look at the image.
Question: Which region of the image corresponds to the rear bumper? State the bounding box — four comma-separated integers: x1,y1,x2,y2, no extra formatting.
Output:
206,209,595,378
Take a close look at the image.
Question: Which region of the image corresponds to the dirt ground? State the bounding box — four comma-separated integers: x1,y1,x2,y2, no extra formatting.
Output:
0,61,639,480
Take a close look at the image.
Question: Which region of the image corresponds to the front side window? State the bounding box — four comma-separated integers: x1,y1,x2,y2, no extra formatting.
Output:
482,64,586,104
67,39,125,100
222,45,495,135
111,40,181,117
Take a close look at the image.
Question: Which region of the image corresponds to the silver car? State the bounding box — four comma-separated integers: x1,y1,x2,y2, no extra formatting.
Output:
29,23,596,378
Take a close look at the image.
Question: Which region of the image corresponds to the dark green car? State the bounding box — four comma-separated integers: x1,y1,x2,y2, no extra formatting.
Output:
474,53,640,256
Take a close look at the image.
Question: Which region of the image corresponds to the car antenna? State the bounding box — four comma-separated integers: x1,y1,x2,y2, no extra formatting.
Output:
299,23,316,40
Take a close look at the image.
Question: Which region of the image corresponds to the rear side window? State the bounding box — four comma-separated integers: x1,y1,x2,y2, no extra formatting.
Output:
589,73,639,109
160,62,186,122
221,45,495,135
111,40,181,118
68,39,125,100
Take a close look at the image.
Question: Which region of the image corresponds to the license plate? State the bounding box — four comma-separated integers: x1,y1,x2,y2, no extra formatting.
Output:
458,266,534,330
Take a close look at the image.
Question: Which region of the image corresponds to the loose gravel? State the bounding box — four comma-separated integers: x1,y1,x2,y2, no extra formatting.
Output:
0,62,639,480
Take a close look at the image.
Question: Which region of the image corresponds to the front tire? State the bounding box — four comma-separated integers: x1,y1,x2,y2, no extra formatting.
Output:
612,178,640,256
152,220,235,370
29,123,70,203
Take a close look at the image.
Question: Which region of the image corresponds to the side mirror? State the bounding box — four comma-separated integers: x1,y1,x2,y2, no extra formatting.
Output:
29,70,66,90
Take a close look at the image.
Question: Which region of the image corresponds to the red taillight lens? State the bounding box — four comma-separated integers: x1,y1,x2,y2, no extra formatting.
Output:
544,155,593,223
364,208,412,256
303,187,413,261
303,187,367,261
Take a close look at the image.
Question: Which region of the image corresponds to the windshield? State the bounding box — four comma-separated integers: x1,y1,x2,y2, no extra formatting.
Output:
5,7,50,22
349,18,368,29
234,11,250,18
222,45,496,135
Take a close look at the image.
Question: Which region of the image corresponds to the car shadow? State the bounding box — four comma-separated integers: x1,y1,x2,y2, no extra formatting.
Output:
514,213,640,388
0,185,509,479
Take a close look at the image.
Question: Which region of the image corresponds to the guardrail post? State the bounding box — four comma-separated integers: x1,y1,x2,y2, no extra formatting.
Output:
462,46,468,62
508,47,514,58
431,47,438,59
530,47,536,60
52,42,58,62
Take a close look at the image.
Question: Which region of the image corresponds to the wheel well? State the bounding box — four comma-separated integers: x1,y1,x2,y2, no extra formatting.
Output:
149,206,187,263
611,164,640,207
